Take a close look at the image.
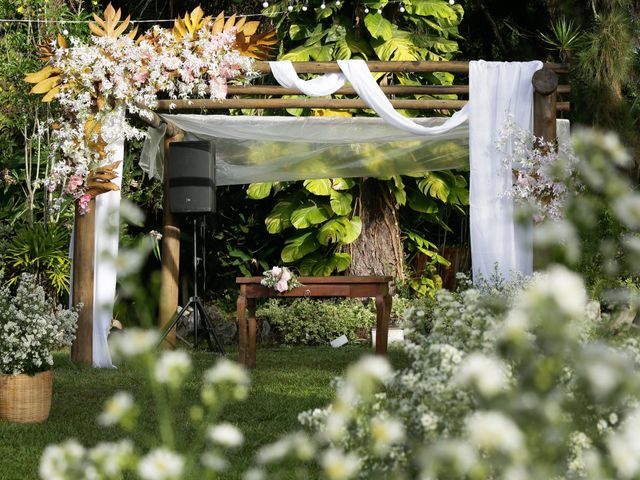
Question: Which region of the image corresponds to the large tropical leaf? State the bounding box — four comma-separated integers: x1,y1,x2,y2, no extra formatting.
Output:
372,26,422,61
417,172,452,202
364,13,393,40
317,216,362,245
290,203,332,229
329,190,353,216
247,182,273,200
281,232,320,263
406,0,458,20
299,252,351,276
265,198,298,233
303,179,333,196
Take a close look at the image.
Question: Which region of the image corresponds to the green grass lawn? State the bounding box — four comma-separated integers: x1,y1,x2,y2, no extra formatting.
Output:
0,345,407,480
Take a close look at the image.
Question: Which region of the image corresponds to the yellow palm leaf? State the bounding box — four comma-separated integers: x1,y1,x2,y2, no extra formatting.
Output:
24,65,58,84
88,3,132,38
42,86,61,103
30,76,61,94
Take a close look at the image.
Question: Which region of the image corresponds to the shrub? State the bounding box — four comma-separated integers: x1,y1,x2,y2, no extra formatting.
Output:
4,222,71,303
0,273,77,375
256,299,376,345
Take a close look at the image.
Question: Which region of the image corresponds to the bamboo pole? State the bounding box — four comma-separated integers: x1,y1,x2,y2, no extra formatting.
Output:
158,129,184,347
155,98,570,112
532,68,559,143
252,61,570,74
71,198,95,365
225,84,571,96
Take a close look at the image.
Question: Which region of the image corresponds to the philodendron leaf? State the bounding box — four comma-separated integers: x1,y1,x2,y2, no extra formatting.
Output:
281,231,320,263
329,190,353,216
299,252,352,276
364,13,393,40
303,178,332,196
317,216,362,245
247,182,273,199
417,172,451,202
265,198,298,233
408,191,440,213
333,252,351,272
332,178,356,190
290,203,332,229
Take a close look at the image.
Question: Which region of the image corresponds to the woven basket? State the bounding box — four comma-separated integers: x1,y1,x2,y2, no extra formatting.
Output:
0,370,52,423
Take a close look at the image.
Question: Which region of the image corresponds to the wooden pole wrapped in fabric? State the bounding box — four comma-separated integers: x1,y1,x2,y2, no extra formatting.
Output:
158,130,185,347
71,198,95,365
532,68,559,144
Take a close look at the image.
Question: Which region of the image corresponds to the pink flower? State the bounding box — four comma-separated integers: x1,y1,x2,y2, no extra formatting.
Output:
275,279,289,293
65,174,84,194
209,77,227,99
78,193,92,215
280,269,292,282
270,266,282,278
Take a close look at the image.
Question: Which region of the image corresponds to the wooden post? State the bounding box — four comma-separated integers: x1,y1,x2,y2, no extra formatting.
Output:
532,68,559,144
158,130,184,347
71,198,96,365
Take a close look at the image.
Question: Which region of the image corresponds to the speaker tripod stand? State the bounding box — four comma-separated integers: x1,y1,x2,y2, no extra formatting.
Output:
159,217,225,354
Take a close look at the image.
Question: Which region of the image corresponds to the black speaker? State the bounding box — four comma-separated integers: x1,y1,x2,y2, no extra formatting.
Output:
168,141,216,213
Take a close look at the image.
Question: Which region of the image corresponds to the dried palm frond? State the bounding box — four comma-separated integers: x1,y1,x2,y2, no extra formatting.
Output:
172,6,211,40
210,12,277,60
89,3,138,40
85,161,121,197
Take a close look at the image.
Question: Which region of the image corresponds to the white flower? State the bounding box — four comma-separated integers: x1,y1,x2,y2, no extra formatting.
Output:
585,361,619,398
207,423,244,448
345,355,393,386
613,194,640,229
88,440,134,477
466,411,524,454
39,440,85,480
321,449,361,480
138,448,184,480
109,328,159,358
204,358,249,386
154,350,192,387
200,451,229,471
454,353,509,398
243,468,265,480
97,391,135,427
522,265,587,318
370,416,405,454
607,409,640,478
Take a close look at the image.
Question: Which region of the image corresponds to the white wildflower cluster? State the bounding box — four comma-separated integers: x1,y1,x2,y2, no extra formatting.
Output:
0,273,77,375
109,328,159,359
42,21,255,209
497,119,577,221
40,352,251,479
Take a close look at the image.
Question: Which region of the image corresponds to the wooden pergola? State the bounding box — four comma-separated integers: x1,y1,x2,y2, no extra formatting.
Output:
70,60,570,364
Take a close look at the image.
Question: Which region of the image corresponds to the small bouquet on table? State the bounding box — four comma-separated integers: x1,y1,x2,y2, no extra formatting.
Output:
260,266,302,293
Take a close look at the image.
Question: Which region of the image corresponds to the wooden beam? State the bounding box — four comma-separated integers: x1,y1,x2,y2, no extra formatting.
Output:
158,130,184,348
156,98,468,111
532,68,559,144
253,61,570,74
71,199,95,366
155,98,570,112
136,106,182,137
225,84,570,96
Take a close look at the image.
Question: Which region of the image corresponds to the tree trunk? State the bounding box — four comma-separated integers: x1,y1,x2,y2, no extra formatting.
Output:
348,179,404,280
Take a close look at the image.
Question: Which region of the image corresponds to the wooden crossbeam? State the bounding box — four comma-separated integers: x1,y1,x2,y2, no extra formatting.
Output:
252,61,570,74
155,98,570,112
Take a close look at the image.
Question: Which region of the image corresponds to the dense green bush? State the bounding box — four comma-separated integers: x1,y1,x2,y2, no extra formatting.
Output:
256,299,376,345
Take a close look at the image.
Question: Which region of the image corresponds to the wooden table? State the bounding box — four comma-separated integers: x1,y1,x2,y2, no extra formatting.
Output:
236,276,393,368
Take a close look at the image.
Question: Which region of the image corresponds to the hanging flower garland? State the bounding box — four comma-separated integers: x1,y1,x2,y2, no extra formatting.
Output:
24,4,276,213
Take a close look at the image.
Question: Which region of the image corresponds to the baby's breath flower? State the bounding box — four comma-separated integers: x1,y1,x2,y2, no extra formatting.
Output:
466,411,524,454
138,448,184,480
154,350,192,388
97,391,135,427
321,449,361,480
109,328,159,359
207,423,244,448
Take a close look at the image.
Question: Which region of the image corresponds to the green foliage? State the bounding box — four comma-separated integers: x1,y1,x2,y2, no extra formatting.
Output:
3,222,71,303
256,298,376,345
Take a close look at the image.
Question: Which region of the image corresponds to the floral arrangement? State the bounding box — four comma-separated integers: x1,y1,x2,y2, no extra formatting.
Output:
25,4,275,213
261,266,302,293
497,119,576,221
0,273,78,375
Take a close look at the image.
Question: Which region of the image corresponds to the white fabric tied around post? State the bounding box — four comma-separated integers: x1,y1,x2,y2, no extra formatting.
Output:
468,60,541,283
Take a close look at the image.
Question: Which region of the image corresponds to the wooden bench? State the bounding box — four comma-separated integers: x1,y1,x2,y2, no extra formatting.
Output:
236,276,393,368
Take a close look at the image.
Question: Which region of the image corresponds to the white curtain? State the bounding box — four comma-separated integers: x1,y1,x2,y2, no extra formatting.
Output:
469,61,541,282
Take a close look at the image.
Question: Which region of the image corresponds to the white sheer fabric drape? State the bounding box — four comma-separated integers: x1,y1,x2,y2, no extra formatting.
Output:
468,61,541,282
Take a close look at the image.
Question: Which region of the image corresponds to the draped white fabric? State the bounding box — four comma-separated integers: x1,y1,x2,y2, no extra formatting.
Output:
269,61,346,96
469,61,541,282
92,59,551,368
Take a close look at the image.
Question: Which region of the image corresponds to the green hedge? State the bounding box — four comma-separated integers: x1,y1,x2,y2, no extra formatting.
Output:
256,299,377,345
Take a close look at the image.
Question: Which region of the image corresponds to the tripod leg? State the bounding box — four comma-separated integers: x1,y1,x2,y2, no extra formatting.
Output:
196,300,225,354
158,302,192,348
